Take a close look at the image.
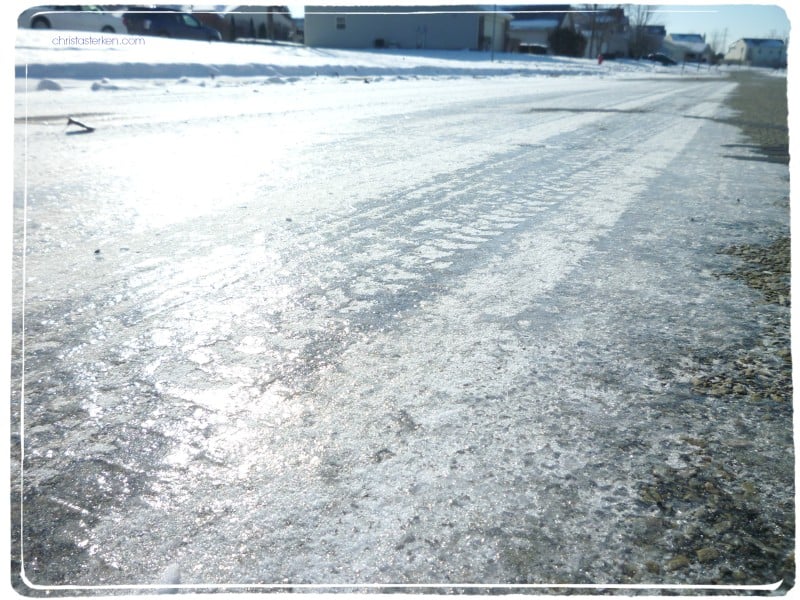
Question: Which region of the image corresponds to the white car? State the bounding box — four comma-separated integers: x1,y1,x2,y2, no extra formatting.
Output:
18,5,128,33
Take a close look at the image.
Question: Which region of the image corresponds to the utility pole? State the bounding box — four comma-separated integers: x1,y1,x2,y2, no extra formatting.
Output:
491,4,497,62
588,4,598,58
267,5,274,40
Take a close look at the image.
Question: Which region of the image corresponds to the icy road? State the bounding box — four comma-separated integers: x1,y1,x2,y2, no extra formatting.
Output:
12,71,792,591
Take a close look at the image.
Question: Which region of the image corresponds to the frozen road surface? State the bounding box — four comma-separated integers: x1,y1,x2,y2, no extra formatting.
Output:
12,66,792,592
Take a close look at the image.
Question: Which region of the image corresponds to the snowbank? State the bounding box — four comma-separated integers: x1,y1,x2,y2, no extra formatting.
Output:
16,28,693,83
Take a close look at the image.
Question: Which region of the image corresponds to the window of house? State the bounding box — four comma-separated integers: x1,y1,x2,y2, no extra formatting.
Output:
336,16,346,30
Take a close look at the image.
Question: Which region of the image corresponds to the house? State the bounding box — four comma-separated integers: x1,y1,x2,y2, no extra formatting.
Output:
570,6,630,58
661,33,714,63
504,4,572,54
303,5,512,52
636,24,666,56
223,5,299,42
505,5,632,58
293,16,304,42
725,38,787,68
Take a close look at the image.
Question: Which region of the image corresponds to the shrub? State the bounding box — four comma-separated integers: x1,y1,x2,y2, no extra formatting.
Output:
548,28,587,57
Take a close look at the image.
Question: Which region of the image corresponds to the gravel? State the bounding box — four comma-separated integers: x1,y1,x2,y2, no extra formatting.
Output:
712,68,791,411
717,70,789,165
632,68,793,593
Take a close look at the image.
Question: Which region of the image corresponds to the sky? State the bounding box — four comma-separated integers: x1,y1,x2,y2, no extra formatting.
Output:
654,4,791,49
289,2,793,51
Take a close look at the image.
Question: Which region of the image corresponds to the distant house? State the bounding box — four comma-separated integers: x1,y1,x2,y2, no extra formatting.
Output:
629,23,665,58
304,5,512,52
504,4,572,54
570,6,630,58
725,38,787,68
293,16,304,42
505,5,631,58
223,5,299,42
640,24,666,54
661,33,714,63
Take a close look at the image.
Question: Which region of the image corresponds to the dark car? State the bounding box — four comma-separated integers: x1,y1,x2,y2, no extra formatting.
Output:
123,7,221,40
644,53,677,66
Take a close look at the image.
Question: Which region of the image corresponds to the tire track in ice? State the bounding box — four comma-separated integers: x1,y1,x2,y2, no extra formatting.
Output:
280,85,718,336
94,82,740,583
17,78,739,585
61,80,733,424
120,81,731,420
217,80,738,583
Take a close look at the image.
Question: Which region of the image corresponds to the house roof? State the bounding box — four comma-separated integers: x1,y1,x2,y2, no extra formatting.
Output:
223,5,296,27
509,18,561,31
570,7,626,25
501,4,570,21
643,24,666,36
665,33,711,54
741,38,785,47
304,5,511,14
668,33,705,44
501,4,571,11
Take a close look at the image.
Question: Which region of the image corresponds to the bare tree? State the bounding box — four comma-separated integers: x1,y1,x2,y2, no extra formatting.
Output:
576,4,629,58
628,4,660,58
708,28,728,54
585,4,599,58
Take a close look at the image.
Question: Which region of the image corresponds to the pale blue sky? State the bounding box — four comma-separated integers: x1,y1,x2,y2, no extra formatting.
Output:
654,4,791,49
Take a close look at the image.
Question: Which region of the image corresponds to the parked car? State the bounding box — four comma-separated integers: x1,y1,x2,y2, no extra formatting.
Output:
123,8,222,41
644,53,677,66
18,5,127,33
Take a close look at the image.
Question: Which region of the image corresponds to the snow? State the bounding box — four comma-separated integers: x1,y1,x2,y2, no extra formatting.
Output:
15,27,691,85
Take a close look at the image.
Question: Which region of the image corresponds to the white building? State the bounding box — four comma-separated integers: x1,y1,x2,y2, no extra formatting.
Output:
571,7,630,59
725,38,787,68
661,33,714,63
223,6,299,42
304,5,512,52
507,14,564,53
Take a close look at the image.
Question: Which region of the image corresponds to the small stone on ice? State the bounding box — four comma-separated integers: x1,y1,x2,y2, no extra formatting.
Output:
696,547,719,563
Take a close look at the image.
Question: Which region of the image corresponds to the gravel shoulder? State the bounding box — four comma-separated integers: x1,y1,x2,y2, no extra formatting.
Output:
660,68,793,592
712,68,790,406
719,69,789,165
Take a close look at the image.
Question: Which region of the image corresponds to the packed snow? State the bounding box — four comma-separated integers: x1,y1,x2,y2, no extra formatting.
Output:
15,27,718,85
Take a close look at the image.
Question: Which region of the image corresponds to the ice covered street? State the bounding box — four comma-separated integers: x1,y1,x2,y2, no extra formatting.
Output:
11,33,793,592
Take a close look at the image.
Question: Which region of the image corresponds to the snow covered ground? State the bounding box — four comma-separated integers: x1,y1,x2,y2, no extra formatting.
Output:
14,27,691,82
11,26,793,595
